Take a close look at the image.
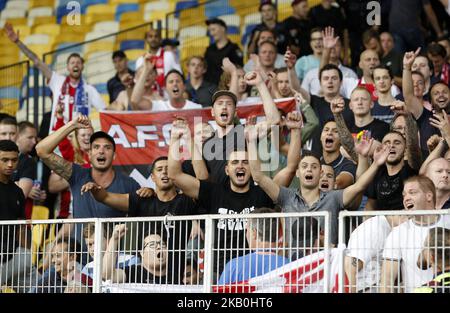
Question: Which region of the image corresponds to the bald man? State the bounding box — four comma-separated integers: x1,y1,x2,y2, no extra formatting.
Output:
425,158,450,209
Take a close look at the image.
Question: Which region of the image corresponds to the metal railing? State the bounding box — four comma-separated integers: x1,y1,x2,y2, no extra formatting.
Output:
0,60,30,122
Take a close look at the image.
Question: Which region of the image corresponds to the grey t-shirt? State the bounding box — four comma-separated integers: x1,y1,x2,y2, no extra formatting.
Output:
68,164,141,218
276,187,344,246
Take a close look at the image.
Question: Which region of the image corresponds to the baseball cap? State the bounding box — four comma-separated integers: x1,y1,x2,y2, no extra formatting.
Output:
205,18,227,29
211,90,237,106
89,131,116,151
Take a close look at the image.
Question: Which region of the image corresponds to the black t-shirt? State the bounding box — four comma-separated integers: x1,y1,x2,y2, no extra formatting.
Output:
366,163,418,210
348,118,390,143
185,80,217,107
202,125,246,185
381,50,403,78
198,180,274,273
124,264,167,284
0,180,25,263
416,108,440,153
321,154,356,182
281,16,312,57
106,69,135,104
308,95,354,155
309,4,346,37
11,153,36,182
204,41,243,85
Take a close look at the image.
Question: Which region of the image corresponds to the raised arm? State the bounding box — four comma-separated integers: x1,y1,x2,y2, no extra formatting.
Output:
102,224,127,283
319,27,338,71
274,111,302,187
402,48,423,119
222,58,239,97
420,137,448,175
429,109,450,148
191,123,209,180
4,23,52,81
167,119,200,199
284,49,310,103
246,124,280,202
130,53,154,110
244,71,280,126
423,3,443,38
35,115,91,181
298,93,319,144
80,182,129,212
343,144,389,207
331,97,358,162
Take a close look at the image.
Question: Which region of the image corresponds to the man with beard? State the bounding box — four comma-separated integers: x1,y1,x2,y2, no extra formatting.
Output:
4,23,105,131
135,28,181,92
36,115,142,219
365,131,418,211
320,120,356,189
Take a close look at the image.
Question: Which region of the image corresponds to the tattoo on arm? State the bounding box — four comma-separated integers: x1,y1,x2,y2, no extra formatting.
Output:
334,113,358,162
42,154,73,181
404,113,422,170
351,257,358,267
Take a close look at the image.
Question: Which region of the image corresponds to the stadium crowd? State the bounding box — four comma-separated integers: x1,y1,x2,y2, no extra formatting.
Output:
1,0,450,293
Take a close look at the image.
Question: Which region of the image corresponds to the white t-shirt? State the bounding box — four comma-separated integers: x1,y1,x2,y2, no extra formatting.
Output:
382,215,450,293
151,99,202,112
341,76,401,99
301,65,358,96
346,216,392,292
48,71,106,130
135,48,181,75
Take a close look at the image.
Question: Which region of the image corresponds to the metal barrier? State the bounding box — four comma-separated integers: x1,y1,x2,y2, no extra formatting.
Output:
0,60,29,120
0,212,331,293
338,209,450,293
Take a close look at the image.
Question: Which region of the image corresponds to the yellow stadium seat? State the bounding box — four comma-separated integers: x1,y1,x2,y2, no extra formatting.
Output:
85,14,116,25
123,49,146,61
29,0,55,9
120,11,144,23
59,23,91,35
144,10,169,22
110,0,140,4
84,41,115,55
54,33,85,45
29,16,57,27
117,27,147,42
14,25,31,38
20,44,51,61
308,0,321,6
32,24,61,37
5,17,28,26
86,4,117,15
179,7,205,28
0,99,20,117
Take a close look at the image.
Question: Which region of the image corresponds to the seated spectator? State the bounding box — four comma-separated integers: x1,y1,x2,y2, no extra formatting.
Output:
132,67,201,111
204,18,243,86
244,28,286,72
107,50,135,104
381,176,450,293
185,56,217,107
414,227,450,293
135,28,181,92
103,227,170,284
427,42,450,87
218,207,290,284
81,223,139,281
30,236,82,293
295,28,323,82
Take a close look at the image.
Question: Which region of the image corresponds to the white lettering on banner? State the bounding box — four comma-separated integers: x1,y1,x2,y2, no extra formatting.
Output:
108,125,131,148
135,125,159,148
217,207,255,231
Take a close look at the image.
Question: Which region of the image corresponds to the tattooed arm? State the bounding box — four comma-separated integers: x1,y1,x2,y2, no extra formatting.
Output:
404,112,422,171
4,23,52,80
331,98,358,162
36,116,91,181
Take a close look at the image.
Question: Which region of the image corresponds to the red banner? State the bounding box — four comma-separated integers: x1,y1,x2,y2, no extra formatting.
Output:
100,98,296,166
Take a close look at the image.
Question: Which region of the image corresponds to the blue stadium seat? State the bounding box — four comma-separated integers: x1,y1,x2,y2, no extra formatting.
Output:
204,2,235,19
115,3,139,21
0,87,21,99
227,26,239,35
94,83,107,94
0,0,7,12
27,87,52,98
174,0,198,18
120,40,145,51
